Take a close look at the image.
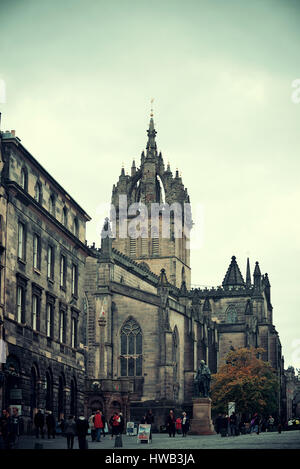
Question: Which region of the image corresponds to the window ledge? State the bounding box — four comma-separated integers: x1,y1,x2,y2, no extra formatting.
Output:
17,257,26,265
33,268,41,275
47,277,54,285
60,286,66,292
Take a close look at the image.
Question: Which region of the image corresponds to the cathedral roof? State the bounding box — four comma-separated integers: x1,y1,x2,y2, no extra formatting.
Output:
222,256,245,287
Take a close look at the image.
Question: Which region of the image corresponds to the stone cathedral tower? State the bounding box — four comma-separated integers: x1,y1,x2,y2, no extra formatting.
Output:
111,114,192,289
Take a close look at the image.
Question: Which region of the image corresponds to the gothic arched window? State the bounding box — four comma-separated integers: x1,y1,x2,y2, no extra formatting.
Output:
225,305,238,323
120,318,142,377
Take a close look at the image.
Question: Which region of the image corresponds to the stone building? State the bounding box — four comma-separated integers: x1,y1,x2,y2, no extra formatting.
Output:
0,121,91,431
0,112,287,431
84,116,284,427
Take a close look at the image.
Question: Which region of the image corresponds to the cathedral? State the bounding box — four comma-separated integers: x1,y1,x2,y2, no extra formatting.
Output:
0,111,286,432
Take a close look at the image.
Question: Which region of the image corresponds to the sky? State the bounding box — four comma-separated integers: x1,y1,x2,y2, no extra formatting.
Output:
0,0,300,369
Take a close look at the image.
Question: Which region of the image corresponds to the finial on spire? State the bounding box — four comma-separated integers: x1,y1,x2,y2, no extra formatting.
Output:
150,98,154,117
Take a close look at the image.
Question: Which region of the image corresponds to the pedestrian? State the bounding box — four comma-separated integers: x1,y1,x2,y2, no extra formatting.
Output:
11,407,20,447
0,409,12,449
145,410,154,441
119,412,124,435
140,415,147,424
94,410,103,442
166,410,176,437
76,414,89,450
268,415,274,432
229,412,237,436
215,413,222,434
175,416,182,434
46,410,56,439
88,413,96,441
253,413,260,434
64,415,76,449
220,414,229,437
34,409,45,439
109,413,115,439
181,412,190,437
101,412,106,438
110,412,120,439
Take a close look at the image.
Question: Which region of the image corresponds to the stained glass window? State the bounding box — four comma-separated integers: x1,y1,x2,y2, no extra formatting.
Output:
120,318,142,377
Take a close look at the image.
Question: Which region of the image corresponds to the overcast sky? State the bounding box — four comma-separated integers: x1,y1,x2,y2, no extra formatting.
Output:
1,0,300,369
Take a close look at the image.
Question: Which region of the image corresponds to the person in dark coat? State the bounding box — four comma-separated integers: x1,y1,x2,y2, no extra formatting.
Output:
101,412,106,438
11,407,20,447
76,415,89,450
220,414,229,437
34,409,45,439
64,415,77,449
166,410,176,437
46,411,56,439
215,413,222,434
181,412,190,437
0,409,12,449
229,412,237,436
145,410,154,441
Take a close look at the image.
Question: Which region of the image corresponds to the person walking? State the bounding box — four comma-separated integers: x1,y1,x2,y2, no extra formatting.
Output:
268,415,274,432
101,412,106,438
34,409,45,439
46,411,56,439
112,412,121,436
253,413,260,434
94,410,103,442
220,414,229,437
145,410,154,441
166,410,176,437
229,412,237,436
215,413,222,434
0,409,12,449
64,415,76,449
181,412,190,437
76,415,89,450
11,407,20,447
88,413,96,441
119,412,124,435
175,416,182,435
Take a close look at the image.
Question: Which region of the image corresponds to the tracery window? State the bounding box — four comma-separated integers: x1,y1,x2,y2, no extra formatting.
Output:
225,305,238,323
120,318,142,377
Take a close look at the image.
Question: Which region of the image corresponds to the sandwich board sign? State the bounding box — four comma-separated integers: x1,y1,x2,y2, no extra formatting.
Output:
126,422,137,436
137,424,151,443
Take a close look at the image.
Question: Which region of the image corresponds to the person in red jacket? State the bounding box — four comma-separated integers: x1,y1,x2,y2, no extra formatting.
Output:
175,417,182,435
94,410,103,442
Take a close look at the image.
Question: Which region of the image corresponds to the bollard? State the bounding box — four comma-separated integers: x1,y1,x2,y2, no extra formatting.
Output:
114,434,123,448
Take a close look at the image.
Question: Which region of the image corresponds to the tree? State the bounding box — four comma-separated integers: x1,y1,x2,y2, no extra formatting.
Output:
211,347,279,416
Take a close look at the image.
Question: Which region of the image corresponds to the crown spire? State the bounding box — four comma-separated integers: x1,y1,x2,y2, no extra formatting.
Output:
146,99,157,158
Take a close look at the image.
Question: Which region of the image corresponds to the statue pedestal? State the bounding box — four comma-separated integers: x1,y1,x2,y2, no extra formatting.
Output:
189,398,215,435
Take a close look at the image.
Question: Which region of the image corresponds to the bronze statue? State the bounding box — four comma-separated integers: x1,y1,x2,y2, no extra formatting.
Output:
194,360,211,398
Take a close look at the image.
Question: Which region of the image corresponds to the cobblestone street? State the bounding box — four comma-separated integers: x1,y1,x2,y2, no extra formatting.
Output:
14,430,300,450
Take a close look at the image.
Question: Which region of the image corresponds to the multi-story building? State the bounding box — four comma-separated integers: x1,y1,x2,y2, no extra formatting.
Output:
0,118,91,432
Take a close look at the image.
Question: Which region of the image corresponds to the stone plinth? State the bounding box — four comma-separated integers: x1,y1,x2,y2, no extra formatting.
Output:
189,397,215,435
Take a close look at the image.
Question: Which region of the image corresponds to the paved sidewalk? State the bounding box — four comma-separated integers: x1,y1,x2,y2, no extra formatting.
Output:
14,430,300,450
